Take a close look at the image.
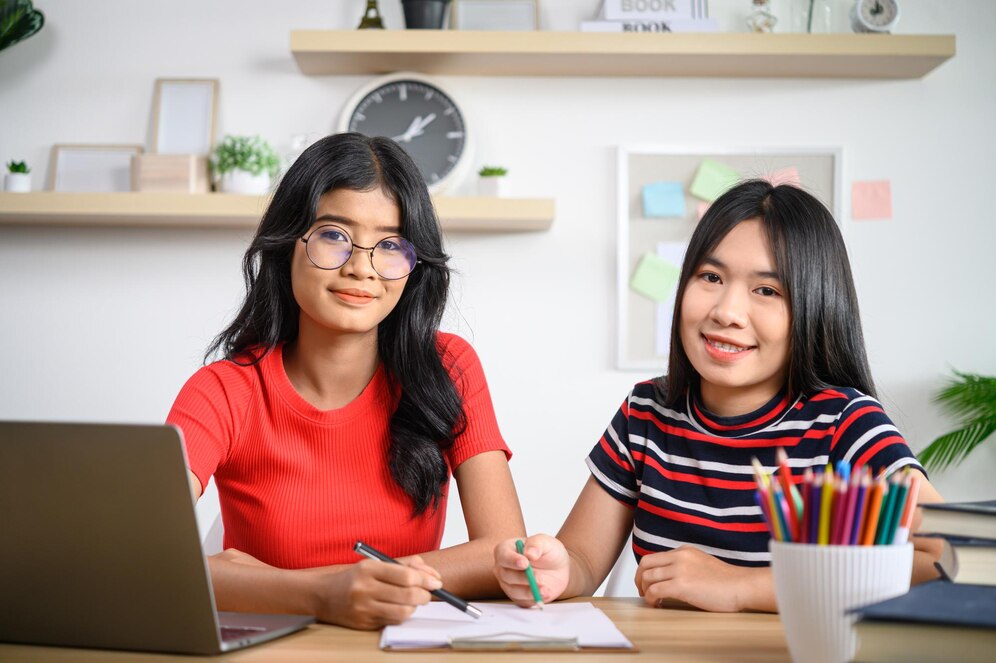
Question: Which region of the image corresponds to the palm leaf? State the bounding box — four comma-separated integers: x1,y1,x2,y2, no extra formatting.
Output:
919,371,996,472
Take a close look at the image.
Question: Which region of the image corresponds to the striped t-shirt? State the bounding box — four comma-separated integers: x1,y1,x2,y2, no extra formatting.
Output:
586,382,923,567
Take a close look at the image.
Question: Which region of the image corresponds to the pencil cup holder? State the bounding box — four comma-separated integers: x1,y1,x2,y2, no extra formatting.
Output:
770,541,913,663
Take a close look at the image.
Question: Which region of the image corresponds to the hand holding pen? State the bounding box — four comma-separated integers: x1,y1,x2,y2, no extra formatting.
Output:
354,542,483,619
493,534,570,608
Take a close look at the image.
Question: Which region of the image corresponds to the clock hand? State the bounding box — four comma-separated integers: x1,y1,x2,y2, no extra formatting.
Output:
406,113,438,141
391,116,423,142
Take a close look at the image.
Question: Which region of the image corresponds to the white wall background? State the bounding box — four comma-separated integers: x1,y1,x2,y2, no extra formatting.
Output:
2,1,994,561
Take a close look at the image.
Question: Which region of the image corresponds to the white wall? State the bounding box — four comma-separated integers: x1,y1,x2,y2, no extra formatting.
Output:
2,1,994,551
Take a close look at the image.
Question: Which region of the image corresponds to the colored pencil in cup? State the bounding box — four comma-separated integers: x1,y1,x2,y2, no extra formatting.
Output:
894,472,921,544
861,473,887,546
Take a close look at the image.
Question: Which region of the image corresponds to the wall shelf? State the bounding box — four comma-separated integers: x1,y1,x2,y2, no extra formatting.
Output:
290,30,955,79
0,193,555,233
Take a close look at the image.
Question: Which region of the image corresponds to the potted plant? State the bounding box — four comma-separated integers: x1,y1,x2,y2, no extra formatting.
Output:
918,371,996,472
4,160,31,192
401,0,451,29
477,165,508,197
210,135,281,195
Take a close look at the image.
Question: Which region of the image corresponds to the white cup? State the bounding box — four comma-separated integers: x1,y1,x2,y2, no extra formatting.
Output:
770,541,913,663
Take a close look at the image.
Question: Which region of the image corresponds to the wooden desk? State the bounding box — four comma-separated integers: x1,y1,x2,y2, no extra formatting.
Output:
0,598,790,662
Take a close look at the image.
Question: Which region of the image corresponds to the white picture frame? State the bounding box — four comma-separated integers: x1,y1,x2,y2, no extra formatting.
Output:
151,78,219,155
452,0,539,31
616,145,842,372
49,144,144,192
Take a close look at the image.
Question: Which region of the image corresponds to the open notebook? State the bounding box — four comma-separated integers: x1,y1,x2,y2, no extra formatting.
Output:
380,602,634,651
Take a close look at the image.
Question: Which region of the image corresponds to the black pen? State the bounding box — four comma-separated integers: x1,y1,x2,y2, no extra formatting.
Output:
353,541,483,619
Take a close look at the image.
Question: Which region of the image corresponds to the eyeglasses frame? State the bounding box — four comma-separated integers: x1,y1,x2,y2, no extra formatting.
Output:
299,223,420,281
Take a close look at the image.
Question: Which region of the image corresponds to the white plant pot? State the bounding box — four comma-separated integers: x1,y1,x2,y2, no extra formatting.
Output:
477,176,505,197
4,172,31,192
219,169,271,195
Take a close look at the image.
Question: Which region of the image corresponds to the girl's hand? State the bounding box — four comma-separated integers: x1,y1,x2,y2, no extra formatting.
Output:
315,556,442,630
492,534,570,607
635,545,757,613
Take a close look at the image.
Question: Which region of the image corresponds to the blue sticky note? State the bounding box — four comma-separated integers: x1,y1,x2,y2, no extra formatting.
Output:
642,181,686,218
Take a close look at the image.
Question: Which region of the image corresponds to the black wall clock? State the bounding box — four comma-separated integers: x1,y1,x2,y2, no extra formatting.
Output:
338,72,470,193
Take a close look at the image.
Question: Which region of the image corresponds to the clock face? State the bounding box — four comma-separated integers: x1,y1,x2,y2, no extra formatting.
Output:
345,78,467,191
852,0,899,32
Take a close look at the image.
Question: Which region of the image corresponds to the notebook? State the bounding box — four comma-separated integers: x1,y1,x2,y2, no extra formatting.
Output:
0,421,314,655
379,602,634,651
920,500,996,540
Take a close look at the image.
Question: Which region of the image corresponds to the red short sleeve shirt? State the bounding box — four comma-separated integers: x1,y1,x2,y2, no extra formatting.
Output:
166,333,509,569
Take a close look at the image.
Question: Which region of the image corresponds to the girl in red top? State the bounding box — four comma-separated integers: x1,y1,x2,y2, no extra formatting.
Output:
168,133,524,629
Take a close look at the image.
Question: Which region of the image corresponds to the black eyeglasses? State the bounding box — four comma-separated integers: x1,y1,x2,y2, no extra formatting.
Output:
300,224,420,281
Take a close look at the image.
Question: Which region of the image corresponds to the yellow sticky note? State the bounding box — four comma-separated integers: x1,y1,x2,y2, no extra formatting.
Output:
690,159,740,202
631,253,681,302
852,180,892,220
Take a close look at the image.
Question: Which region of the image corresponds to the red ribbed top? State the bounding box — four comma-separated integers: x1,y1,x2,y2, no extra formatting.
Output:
166,333,510,569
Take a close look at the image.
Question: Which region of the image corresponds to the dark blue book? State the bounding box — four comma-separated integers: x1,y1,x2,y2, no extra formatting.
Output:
851,581,996,662
920,499,996,540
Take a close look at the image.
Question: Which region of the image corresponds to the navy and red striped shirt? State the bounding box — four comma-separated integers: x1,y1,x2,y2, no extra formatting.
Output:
586,382,923,567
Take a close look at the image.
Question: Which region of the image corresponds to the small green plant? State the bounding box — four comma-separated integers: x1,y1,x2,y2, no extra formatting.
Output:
918,371,996,472
478,165,508,177
6,160,29,174
210,135,280,178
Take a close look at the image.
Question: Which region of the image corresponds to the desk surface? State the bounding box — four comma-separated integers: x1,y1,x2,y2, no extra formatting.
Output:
0,598,790,662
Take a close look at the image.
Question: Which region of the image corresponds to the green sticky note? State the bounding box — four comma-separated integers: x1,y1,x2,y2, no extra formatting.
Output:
630,253,681,302
690,159,740,202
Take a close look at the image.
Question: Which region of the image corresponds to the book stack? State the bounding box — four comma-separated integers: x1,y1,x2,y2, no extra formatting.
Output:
921,499,996,586
848,499,996,662
580,0,718,33
850,581,996,662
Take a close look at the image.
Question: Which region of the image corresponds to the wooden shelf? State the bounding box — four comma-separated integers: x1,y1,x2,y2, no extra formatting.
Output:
290,30,955,79
0,192,554,232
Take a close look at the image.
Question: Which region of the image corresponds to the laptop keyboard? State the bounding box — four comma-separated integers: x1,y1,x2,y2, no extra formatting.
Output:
221,625,268,641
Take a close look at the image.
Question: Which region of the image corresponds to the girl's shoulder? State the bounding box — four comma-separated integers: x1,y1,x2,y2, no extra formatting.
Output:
435,331,480,370
184,346,270,396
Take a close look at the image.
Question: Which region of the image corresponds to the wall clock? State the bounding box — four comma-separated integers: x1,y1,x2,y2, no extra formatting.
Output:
338,72,470,194
850,0,900,34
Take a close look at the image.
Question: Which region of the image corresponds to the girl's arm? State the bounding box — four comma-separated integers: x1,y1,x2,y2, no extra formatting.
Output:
909,470,944,585
415,450,527,597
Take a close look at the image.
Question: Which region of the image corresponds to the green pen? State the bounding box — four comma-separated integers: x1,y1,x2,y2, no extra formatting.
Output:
516,539,544,610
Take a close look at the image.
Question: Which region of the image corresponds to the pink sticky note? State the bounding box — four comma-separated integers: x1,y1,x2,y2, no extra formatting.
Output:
765,167,801,187
852,180,893,220
697,201,710,220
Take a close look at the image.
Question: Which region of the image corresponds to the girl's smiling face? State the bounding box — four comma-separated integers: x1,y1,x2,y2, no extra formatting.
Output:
291,187,410,340
679,219,791,417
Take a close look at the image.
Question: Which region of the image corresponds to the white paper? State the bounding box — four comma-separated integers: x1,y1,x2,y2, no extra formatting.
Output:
379,602,633,650
655,241,688,356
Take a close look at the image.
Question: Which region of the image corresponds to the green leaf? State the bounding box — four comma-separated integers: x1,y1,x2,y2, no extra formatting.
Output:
919,371,996,472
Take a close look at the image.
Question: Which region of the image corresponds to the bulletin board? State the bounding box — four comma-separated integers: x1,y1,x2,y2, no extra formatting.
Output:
616,146,841,372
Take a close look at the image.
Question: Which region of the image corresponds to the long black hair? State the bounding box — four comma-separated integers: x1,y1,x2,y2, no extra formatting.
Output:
207,133,465,515
657,179,875,407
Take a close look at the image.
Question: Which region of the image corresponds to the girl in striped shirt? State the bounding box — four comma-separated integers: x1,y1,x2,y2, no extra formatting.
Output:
494,180,943,612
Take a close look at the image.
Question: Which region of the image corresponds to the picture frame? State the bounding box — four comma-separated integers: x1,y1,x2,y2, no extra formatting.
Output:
150,78,219,155
48,144,145,192
452,0,539,31
616,145,841,372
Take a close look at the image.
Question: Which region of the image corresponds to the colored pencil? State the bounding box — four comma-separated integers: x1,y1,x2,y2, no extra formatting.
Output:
776,448,803,531
894,473,921,544
809,472,823,544
861,474,886,546
754,490,777,539
850,470,870,545
838,469,860,545
818,464,834,545
875,474,901,545
799,467,814,544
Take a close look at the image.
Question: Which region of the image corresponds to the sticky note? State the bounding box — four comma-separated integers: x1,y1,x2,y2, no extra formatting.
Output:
765,167,801,187
642,181,686,218
690,159,740,202
631,252,681,302
852,180,892,220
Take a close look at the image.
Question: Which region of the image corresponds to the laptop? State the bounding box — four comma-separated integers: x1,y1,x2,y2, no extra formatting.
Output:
0,421,315,655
